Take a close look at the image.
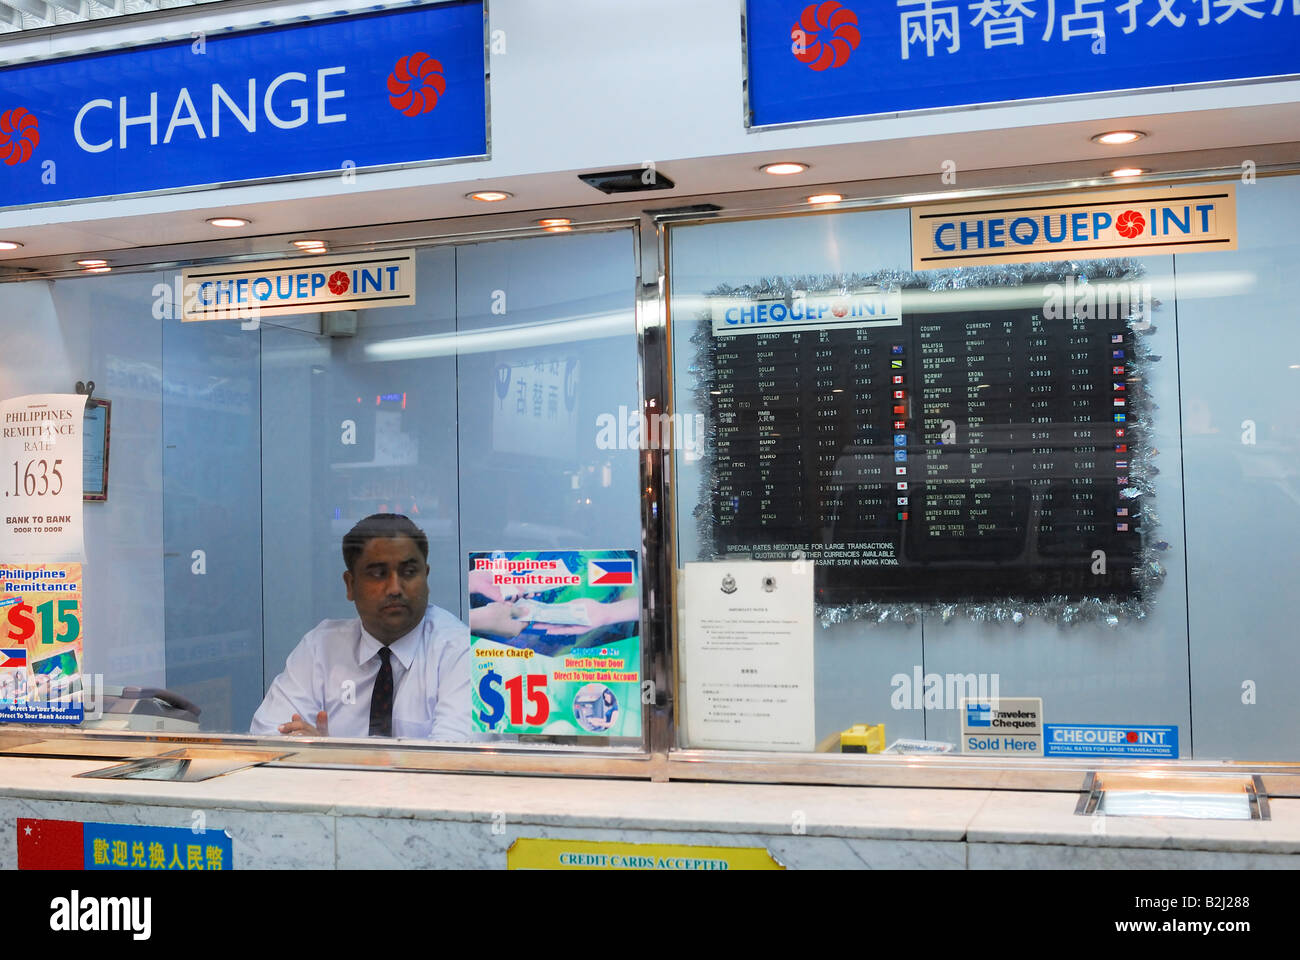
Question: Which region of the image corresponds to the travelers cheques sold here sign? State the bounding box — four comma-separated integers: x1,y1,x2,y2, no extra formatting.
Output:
745,0,1300,127
910,185,1237,269
0,1,486,208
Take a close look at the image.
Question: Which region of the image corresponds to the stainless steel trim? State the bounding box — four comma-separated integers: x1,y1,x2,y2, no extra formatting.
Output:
1074,772,1099,815
738,0,1300,132
0,0,492,214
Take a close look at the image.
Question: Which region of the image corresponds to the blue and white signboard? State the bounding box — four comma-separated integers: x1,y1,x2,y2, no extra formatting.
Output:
0,1,486,208
181,249,416,320
745,0,1300,127
1045,722,1179,758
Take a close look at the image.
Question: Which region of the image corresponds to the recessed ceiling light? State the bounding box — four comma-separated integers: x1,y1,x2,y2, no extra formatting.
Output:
303,245,330,253
293,240,327,248
207,217,250,228
0,241,23,251
537,218,572,227
544,225,572,233
468,191,512,202
75,259,108,267
84,266,112,273
1110,167,1147,178
1092,130,1146,145
762,162,808,176
807,193,843,204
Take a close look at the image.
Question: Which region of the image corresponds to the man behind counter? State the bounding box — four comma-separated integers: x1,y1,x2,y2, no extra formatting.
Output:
251,513,470,740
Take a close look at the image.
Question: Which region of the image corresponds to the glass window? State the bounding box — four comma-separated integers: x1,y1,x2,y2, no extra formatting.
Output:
0,228,647,752
667,177,1299,762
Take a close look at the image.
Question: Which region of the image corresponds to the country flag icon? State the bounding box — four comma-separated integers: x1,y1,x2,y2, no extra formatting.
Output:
892,375,904,385
895,466,907,476
896,482,908,490
891,360,904,369
897,511,909,521
893,405,906,415
1113,366,1126,375
1115,443,1128,453
1115,428,1126,438
1113,382,1126,392
588,558,634,586
1113,349,1125,359
1116,460,1129,470
1114,413,1127,423
1111,334,1124,344
894,450,908,462
893,390,905,400
1113,398,1126,407
891,345,904,355
897,497,909,506
0,648,26,668
1117,507,1129,517
1116,522,1129,532
893,420,906,430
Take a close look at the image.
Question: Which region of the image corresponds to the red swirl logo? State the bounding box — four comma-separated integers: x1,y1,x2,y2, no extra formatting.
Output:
328,271,350,296
388,53,446,117
1116,210,1146,239
791,1,860,71
0,107,39,166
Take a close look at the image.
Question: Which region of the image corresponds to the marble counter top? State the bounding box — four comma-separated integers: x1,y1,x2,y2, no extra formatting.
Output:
0,755,1297,857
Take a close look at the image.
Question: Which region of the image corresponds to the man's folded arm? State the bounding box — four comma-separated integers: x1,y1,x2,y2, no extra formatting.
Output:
250,634,322,735
430,623,475,743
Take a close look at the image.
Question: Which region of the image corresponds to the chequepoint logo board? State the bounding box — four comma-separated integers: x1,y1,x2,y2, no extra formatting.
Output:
0,107,39,166
791,1,860,71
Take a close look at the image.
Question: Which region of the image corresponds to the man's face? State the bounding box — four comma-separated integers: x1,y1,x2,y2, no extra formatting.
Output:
343,536,430,644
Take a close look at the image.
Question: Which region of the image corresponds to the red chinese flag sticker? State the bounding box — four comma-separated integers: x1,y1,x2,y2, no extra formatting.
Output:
17,818,84,870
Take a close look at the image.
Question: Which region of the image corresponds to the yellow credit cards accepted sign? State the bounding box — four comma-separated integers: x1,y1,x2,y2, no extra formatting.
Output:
507,838,784,870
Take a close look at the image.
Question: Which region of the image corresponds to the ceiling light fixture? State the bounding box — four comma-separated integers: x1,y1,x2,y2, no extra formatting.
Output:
537,218,572,227
207,217,250,228
762,162,808,175
0,241,24,251
1092,130,1146,145
468,190,512,202
75,259,108,267
293,240,327,248
807,193,843,204
1110,167,1147,178
84,266,112,273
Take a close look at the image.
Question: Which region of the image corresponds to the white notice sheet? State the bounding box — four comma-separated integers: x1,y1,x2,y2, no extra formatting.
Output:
683,561,814,751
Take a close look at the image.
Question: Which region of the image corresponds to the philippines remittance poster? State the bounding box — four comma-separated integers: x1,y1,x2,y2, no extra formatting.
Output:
468,549,640,737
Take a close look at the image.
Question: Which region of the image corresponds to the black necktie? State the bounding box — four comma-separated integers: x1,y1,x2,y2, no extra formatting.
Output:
369,647,393,737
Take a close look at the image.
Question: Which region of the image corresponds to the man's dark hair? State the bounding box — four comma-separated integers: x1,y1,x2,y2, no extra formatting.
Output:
342,514,429,572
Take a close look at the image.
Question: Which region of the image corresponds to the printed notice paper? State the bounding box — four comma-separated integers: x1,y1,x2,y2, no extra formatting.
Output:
0,394,85,561
683,561,814,751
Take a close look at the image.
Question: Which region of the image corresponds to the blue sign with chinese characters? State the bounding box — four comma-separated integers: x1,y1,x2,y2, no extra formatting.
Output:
746,0,1300,126
0,1,486,207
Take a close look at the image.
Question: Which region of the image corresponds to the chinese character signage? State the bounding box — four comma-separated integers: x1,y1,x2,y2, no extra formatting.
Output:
468,550,641,737
0,1,486,207
911,184,1237,268
491,354,581,460
17,819,233,870
746,0,1300,126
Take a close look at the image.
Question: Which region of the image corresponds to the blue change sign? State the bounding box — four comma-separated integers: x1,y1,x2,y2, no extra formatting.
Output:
746,0,1300,127
0,1,486,208
1044,722,1179,758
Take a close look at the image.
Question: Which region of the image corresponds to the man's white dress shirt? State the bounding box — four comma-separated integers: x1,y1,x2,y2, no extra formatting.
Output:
251,604,471,741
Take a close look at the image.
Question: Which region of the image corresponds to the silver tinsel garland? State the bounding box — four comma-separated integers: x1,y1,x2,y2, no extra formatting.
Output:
686,258,1166,627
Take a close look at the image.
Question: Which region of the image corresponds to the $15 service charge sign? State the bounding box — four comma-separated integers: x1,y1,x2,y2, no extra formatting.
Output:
468,550,640,737
0,395,86,723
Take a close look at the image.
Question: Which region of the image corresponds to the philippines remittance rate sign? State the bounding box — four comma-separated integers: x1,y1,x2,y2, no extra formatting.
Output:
468,550,641,737
0,395,87,724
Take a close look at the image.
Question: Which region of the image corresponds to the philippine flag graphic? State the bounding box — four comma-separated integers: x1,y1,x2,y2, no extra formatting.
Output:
0,648,26,668
588,559,634,587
